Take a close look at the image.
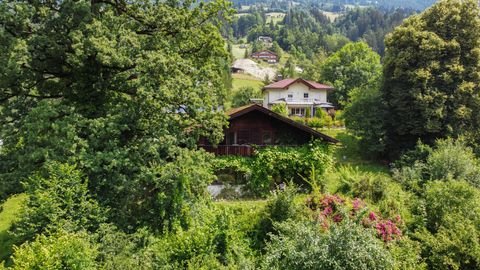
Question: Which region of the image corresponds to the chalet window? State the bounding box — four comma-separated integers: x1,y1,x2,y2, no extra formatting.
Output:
262,131,272,145
227,132,236,145
304,93,309,98
237,130,250,145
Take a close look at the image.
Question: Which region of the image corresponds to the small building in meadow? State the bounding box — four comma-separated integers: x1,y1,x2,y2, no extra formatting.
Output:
251,50,278,63
199,104,338,156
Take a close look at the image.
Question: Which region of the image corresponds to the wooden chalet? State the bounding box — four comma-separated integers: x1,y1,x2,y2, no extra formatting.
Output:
200,104,338,156
251,50,278,63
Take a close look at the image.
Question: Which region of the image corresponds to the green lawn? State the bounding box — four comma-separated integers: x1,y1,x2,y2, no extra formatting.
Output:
232,44,248,60
0,194,27,264
266,12,285,25
232,73,264,92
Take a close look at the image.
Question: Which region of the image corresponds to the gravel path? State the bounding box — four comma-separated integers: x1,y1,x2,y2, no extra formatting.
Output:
232,59,277,80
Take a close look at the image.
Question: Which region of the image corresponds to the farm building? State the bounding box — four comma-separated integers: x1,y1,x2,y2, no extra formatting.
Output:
199,104,338,156
251,50,278,63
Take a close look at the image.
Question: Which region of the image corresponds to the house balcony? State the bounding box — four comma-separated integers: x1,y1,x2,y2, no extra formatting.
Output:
200,145,255,157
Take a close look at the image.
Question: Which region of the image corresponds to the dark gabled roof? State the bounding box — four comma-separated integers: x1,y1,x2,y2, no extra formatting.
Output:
251,50,278,56
226,104,339,144
263,78,334,91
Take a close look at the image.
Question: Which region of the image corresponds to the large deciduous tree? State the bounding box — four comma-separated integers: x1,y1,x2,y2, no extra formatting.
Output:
320,42,382,108
382,0,480,158
0,0,232,231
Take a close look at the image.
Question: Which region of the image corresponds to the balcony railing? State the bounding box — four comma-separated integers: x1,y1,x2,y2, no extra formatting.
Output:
200,145,254,156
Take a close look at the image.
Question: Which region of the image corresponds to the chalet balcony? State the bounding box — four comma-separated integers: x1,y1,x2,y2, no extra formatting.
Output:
200,145,255,156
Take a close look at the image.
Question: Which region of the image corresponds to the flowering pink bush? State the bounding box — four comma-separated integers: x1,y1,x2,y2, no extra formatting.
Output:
306,193,402,242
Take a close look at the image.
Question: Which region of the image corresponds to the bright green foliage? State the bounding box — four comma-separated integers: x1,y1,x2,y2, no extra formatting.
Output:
8,231,98,270
232,86,261,108
254,186,299,249
343,75,386,157
262,220,394,270
426,139,480,187
0,195,27,264
382,0,480,158
10,163,106,243
0,0,232,231
270,103,288,116
389,238,427,270
249,143,333,196
393,138,480,192
415,180,480,269
151,206,255,269
321,42,382,107
212,142,333,196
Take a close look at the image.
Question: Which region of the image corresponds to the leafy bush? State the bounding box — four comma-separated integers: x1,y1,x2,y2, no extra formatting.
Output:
212,156,253,185
212,142,333,197
335,166,389,203
306,117,322,128
290,116,305,125
426,139,480,187
254,185,299,249
271,103,288,116
7,231,97,270
393,138,480,191
248,142,333,196
414,180,480,270
262,219,394,270
231,87,262,108
10,163,106,243
151,206,255,269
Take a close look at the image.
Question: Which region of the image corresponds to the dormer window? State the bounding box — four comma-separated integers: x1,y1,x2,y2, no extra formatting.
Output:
304,93,309,98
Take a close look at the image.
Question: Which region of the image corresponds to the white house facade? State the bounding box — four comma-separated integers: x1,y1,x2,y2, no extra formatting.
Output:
262,78,335,117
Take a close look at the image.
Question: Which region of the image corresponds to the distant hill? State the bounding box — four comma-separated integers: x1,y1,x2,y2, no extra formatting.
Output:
231,0,438,12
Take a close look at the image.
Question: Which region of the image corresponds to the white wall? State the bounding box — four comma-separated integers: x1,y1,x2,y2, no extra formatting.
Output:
265,82,328,104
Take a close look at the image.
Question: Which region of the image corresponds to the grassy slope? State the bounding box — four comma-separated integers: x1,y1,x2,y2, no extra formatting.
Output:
0,194,27,263
232,73,264,92
232,44,248,60
320,128,389,193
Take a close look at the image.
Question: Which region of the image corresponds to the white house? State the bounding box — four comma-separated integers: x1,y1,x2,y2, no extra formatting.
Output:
262,78,335,117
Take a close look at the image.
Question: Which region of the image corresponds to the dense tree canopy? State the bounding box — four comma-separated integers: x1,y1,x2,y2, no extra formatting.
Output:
321,42,382,107
0,0,232,231
382,0,480,158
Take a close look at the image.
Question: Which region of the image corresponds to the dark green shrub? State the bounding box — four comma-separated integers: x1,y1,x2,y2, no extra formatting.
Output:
413,180,480,270
262,220,394,270
253,185,299,250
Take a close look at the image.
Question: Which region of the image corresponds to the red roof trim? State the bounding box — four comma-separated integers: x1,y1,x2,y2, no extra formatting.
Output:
227,104,339,144
263,78,334,91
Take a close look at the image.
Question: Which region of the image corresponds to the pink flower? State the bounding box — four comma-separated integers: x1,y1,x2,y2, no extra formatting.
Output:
333,214,343,223
368,211,377,221
323,206,333,216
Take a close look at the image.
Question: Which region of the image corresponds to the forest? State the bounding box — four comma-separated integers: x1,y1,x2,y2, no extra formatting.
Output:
0,0,480,269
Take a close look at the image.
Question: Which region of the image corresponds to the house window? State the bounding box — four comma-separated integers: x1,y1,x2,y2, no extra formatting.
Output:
262,131,272,145
304,93,309,98
290,107,305,116
227,132,236,145
287,94,293,99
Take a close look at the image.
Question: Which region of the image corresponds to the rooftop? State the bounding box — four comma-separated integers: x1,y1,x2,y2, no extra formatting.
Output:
263,78,334,90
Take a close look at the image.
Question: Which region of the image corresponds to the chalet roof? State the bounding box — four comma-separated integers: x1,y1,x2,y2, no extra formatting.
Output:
251,50,277,56
226,104,339,144
263,78,334,91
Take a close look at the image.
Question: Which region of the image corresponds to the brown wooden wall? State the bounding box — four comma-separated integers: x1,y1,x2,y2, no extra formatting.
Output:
220,110,313,146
